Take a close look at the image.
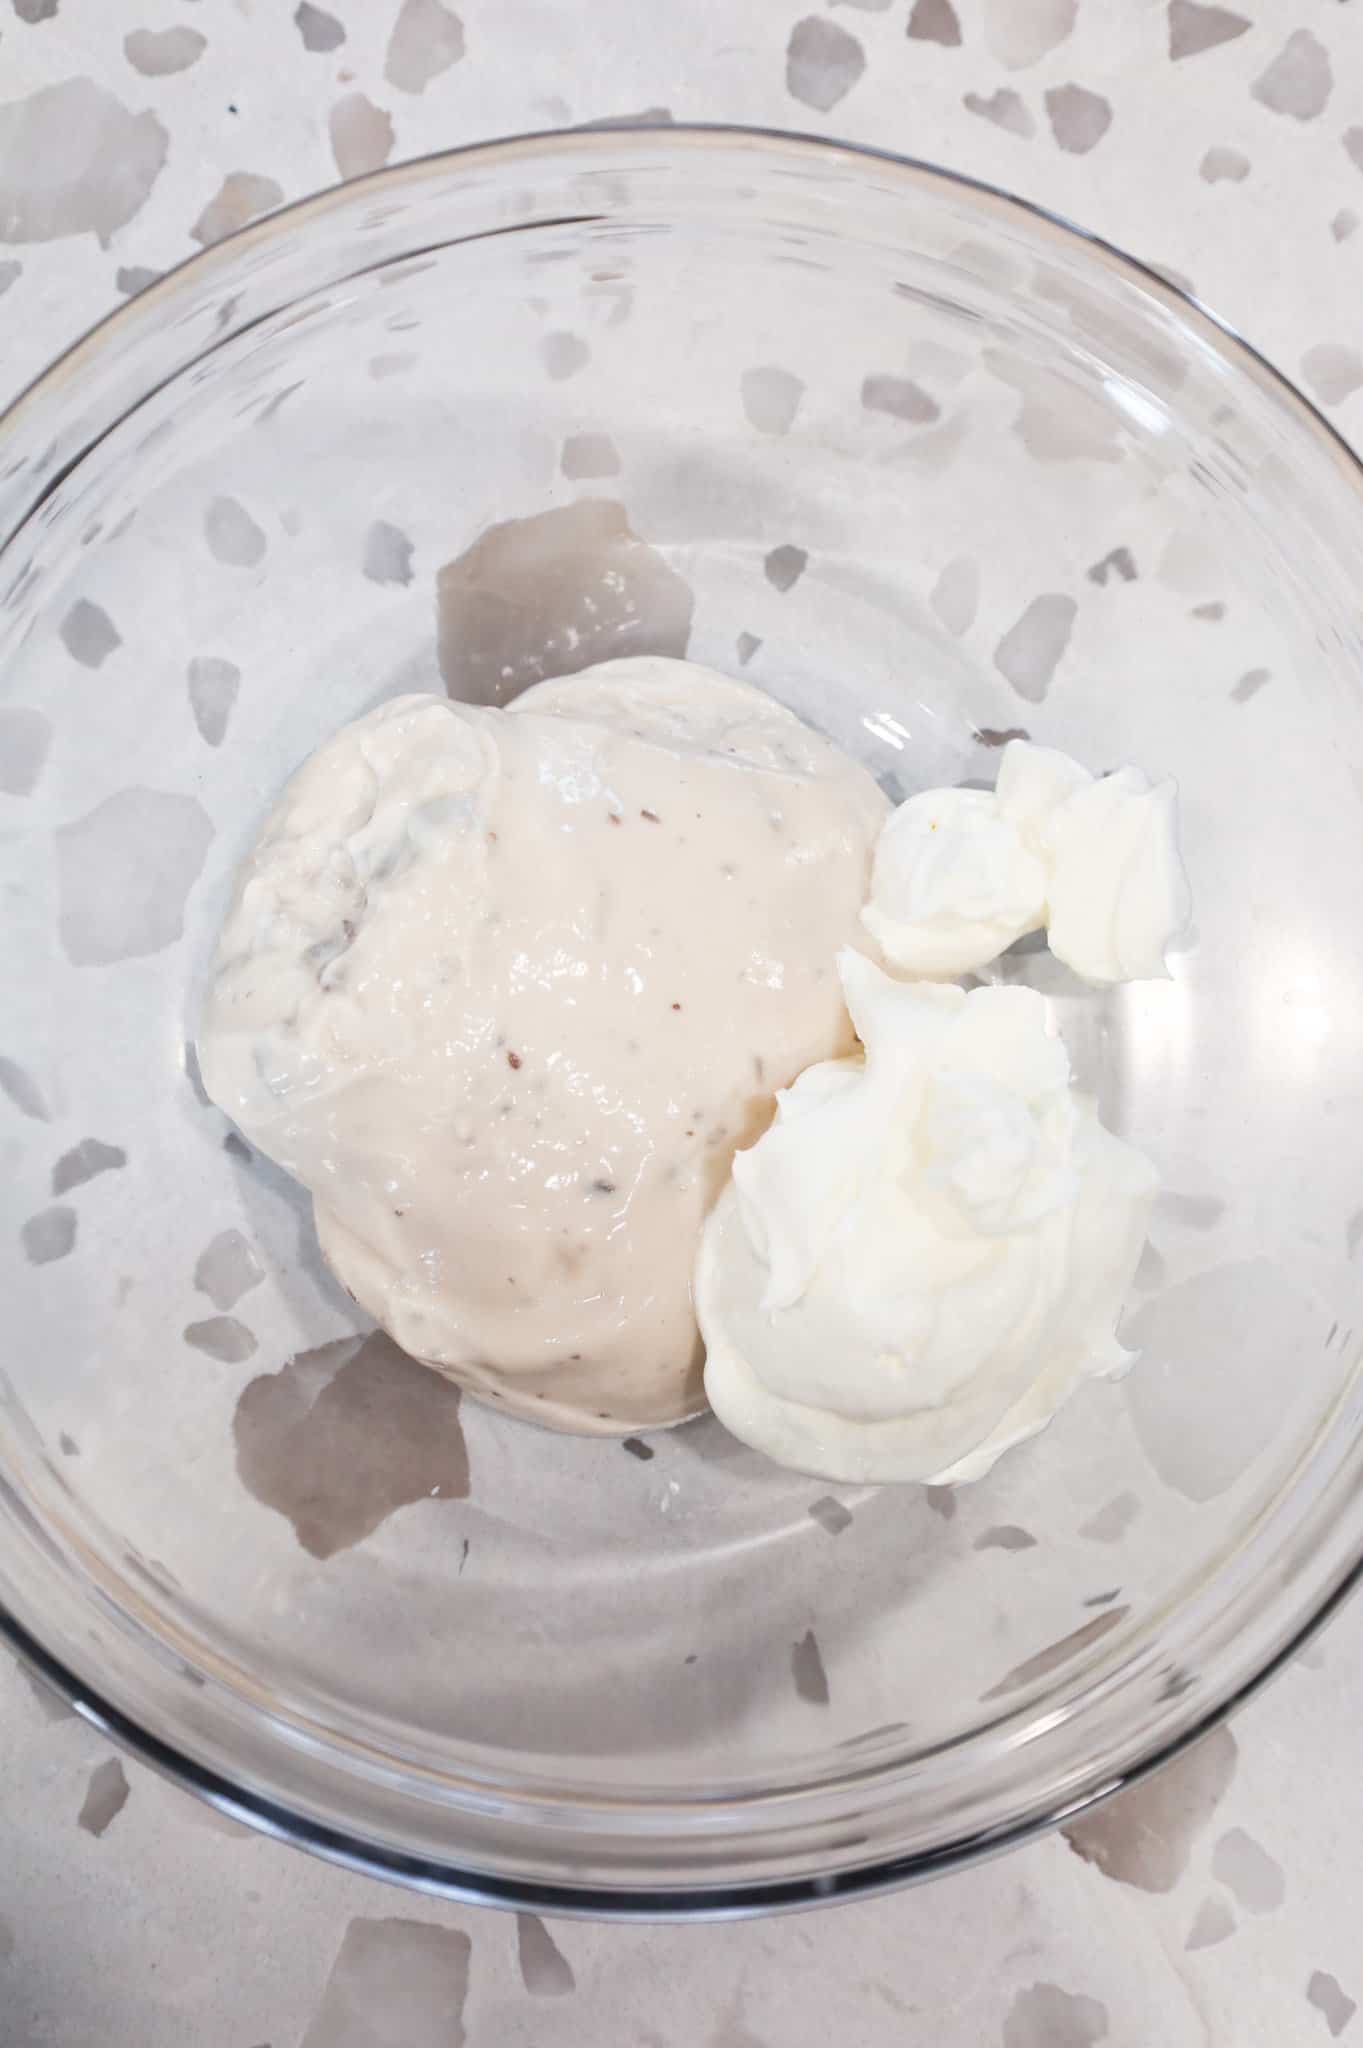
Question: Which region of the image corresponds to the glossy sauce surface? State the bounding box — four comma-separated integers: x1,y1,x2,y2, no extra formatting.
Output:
199,659,888,1431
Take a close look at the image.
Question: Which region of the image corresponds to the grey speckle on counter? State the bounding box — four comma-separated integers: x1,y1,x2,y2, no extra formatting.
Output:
3,3,1363,2043
77,1759,131,1839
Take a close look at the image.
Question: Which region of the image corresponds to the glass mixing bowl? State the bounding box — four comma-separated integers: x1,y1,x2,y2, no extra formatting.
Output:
4,127,1363,1918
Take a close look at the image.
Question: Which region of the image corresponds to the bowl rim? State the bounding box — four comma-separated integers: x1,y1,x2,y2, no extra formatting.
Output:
4,118,1363,1920
3,1579,1350,1922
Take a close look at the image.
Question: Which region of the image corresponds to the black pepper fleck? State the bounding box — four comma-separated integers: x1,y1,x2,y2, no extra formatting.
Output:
591,1178,617,1195
622,1436,654,1460
507,1050,522,1069
640,808,660,823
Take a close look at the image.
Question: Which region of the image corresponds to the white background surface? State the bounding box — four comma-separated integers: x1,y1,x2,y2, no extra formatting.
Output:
3,3,1363,2042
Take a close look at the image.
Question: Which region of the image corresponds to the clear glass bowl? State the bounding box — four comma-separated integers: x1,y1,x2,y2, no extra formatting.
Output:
4,127,1363,1918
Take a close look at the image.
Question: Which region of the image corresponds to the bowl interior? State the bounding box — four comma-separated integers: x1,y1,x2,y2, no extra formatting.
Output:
3,131,1363,1905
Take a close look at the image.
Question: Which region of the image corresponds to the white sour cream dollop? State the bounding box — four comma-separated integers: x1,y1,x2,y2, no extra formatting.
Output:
697,949,1158,1485
862,739,1191,985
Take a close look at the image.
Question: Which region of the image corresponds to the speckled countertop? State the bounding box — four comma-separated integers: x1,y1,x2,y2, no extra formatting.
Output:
4,4,1363,2044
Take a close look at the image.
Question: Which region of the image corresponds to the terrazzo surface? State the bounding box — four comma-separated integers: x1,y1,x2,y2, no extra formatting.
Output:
4,3,1363,2043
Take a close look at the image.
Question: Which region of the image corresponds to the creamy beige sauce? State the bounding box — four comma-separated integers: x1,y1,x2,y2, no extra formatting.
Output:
199,658,888,1433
